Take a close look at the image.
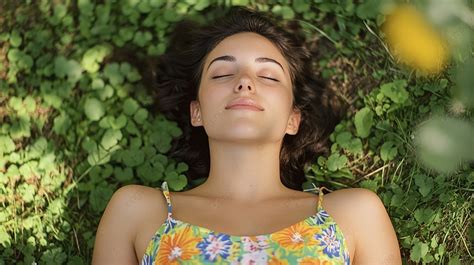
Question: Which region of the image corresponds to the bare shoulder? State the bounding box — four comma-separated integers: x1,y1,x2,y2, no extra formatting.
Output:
324,187,402,265
324,187,384,211
112,184,166,211
325,187,395,233
100,184,166,221
92,184,167,265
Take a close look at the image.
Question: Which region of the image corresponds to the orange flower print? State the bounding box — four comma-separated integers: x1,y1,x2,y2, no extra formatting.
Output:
268,256,290,265
298,257,332,265
270,221,320,251
156,226,201,264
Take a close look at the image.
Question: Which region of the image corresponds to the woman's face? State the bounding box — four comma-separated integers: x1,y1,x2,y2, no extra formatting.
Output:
190,32,301,143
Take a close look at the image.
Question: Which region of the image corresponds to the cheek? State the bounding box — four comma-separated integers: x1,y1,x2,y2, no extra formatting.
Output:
198,86,227,123
266,86,293,108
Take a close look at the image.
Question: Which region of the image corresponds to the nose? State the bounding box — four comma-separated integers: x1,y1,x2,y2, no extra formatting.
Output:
234,73,255,93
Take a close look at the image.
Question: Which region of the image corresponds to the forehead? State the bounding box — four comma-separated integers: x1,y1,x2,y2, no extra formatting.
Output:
204,32,289,69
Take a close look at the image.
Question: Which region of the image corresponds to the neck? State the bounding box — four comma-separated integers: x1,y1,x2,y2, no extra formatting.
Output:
195,139,291,202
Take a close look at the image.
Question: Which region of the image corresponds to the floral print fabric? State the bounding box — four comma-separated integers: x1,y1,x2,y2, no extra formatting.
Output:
141,181,351,265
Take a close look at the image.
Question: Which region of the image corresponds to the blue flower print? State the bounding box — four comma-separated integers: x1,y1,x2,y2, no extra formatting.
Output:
315,224,341,258
164,215,179,233
197,232,233,262
343,250,351,265
312,209,329,225
141,253,153,265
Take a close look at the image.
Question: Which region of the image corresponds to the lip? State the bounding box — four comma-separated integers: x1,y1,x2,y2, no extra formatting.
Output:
225,97,264,111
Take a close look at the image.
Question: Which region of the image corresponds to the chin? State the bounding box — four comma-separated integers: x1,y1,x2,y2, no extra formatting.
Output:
213,130,281,143
223,130,263,140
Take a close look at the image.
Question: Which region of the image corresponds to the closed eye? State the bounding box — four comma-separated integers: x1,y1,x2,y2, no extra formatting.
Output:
212,74,279,82
212,74,233,79
261,76,279,82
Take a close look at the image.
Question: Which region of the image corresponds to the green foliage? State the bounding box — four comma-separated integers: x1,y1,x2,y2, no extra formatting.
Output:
354,107,374,138
355,0,382,19
415,116,474,173
1,0,472,264
83,97,105,121
0,136,15,155
455,57,474,108
54,56,83,83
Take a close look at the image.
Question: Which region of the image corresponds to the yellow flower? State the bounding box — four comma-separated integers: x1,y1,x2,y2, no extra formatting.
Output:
298,257,332,265
156,226,201,264
382,4,449,75
268,256,290,265
270,221,320,251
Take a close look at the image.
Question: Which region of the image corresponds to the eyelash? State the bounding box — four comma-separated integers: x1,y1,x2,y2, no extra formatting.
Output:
212,74,279,82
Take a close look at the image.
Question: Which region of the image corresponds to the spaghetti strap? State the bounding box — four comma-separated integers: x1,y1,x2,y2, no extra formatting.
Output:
160,181,173,218
303,183,328,212
317,186,329,211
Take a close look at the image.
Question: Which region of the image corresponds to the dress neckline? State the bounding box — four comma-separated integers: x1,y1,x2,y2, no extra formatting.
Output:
158,181,333,239
165,208,328,239
145,182,351,264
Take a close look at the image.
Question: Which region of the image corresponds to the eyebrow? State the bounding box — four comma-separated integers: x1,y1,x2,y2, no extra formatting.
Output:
206,55,285,73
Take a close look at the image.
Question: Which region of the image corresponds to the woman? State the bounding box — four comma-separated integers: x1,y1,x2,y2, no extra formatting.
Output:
92,7,401,265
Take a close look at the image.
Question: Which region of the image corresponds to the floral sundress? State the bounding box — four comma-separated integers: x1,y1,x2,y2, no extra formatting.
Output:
141,181,351,265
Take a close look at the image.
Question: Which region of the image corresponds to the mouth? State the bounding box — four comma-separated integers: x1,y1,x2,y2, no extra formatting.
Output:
225,97,264,111
225,105,263,111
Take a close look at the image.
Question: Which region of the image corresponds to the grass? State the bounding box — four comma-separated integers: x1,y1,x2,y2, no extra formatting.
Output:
0,1,472,264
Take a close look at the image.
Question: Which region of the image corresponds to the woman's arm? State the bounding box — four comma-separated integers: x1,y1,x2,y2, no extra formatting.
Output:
91,185,145,265
352,188,402,265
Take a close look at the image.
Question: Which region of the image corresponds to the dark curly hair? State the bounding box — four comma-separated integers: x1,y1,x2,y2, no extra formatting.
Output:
149,6,341,191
